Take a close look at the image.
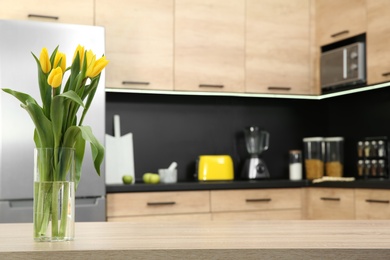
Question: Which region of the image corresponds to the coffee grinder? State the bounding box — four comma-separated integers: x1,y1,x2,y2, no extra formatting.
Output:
241,126,270,179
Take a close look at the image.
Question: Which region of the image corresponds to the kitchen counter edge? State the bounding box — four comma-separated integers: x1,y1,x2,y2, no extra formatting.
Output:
106,179,390,193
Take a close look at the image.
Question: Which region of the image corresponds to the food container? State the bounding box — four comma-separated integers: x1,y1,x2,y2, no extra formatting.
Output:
289,150,302,180
324,137,344,177
303,137,324,180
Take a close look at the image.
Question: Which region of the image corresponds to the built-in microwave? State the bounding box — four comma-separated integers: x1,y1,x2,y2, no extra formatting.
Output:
320,42,366,93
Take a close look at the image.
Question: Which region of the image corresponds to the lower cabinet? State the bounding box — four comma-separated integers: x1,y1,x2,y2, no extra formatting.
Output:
355,189,390,219
107,188,303,221
107,187,390,221
210,188,303,220
304,188,355,220
107,191,211,222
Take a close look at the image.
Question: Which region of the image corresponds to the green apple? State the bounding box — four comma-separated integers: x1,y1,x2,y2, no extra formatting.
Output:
143,173,152,183
143,173,160,184
122,175,133,184
150,174,160,184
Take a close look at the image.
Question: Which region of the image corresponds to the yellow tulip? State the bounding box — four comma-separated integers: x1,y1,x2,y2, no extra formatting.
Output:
85,50,96,78
54,51,66,73
87,56,109,78
39,47,51,74
47,67,63,88
72,44,85,66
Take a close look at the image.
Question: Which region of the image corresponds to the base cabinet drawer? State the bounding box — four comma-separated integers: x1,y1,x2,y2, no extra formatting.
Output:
107,191,210,219
305,188,355,220
355,189,390,219
211,188,302,213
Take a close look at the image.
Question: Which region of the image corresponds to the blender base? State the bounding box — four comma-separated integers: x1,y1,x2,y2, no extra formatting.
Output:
241,157,270,179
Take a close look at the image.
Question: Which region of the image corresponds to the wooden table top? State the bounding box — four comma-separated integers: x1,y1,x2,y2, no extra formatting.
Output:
1,220,390,259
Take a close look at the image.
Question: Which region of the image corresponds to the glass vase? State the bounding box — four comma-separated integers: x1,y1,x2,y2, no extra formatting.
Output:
33,148,75,242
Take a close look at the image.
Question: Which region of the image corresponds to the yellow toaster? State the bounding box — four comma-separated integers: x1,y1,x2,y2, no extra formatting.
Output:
197,155,234,181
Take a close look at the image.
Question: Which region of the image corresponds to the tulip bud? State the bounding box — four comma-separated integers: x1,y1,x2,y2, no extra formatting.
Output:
87,56,109,78
72,44,85,66
39,47,51,74
47,67,63,88
54,51,67,73
85,50,96,78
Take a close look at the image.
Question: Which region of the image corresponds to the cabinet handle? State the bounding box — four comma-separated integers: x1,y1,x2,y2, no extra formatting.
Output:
268,86,291,91
365,199,390,204
122,81,150,85
320,197,340,201
147,201,176,206
28,14,59,20
382,72,390,77
246,198,272,203
199,84,224,88
331,30,349,38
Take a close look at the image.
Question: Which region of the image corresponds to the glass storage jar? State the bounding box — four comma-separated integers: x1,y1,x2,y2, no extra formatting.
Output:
303,137,324,180
324,137,344,177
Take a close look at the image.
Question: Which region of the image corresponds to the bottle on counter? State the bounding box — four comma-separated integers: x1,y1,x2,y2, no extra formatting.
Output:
289,150,302,181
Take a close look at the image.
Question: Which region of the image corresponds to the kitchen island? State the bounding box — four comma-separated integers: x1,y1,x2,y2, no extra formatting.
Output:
1,221,390,259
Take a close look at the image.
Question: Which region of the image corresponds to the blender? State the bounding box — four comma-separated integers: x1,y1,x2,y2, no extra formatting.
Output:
241,126,270,179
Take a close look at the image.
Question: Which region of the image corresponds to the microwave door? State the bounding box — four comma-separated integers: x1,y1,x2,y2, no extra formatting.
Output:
320,50,346,89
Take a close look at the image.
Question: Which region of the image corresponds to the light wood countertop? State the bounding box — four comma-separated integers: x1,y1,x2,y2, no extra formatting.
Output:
1,220,390,259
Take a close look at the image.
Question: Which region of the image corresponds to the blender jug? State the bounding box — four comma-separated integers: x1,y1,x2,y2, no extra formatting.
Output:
241,126,270,179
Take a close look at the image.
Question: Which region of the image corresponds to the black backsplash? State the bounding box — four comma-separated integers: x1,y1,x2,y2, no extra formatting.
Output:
106,87,390,182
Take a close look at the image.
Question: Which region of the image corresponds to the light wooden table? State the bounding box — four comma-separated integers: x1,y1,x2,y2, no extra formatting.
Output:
1,221,390,259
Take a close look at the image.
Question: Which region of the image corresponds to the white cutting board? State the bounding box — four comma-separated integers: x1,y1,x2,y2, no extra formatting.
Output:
105,115,135,184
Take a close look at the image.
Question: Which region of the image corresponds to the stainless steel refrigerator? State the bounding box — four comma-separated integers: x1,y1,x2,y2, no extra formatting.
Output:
0,20,106,222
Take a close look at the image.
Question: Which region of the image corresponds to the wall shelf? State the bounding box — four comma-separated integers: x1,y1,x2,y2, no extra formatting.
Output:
106,81,390,100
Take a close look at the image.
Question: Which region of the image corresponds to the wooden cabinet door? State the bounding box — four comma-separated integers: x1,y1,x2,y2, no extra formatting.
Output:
355,189,390,219
211,188,302,212
246,0,311,95
0,0,94,25
367,0,390,85
174,0,245,92
305,188,355,220
95,0,174,90
107,191,210,218
315,0,366,46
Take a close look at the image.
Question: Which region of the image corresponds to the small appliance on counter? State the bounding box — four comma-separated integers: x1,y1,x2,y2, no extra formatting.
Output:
357,136,389,179
196,155,234,181
241,126,270,180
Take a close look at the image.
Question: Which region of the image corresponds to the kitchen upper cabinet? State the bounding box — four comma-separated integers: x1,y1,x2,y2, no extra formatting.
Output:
95,0,174,90
315,0,366,47
0,0,94,25
366,0,390,85
174,0,245,92
246,0,311,95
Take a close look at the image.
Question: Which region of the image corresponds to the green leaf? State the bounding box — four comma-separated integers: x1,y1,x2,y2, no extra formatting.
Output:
31,53,51,117
51,91,85,148
62,125,104,189
2,88,38,106
21,100,54,148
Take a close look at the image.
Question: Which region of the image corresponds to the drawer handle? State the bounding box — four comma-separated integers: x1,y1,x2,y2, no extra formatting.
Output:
331,30,349,38
122,81,150,85
147,201,176,206
199,84,224,88
365,199,390,204
246,198,272,203
267,86,291,91
320,197,340,201
28,14,59,20
382,72,390,77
